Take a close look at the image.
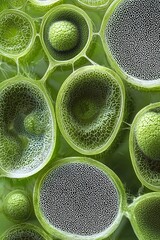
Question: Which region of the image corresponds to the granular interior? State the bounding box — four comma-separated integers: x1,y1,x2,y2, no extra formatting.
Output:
40,163,119,236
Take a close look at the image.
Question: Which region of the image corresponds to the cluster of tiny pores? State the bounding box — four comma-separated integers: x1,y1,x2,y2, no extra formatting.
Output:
58,69,122,152
0,82,52,174
2,227,45,240
106,0,160,81
0,12,33,55
0,2,124,239
133,110,160,185
40,163,119,235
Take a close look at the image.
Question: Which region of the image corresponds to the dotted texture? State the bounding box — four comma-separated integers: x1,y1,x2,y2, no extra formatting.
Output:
79,0,108,6
106,0,160,80
40,163,119,236
133,110,160,186
43,8,89,61
2,228,45,240
0,82,53,175
135,111,160,161
134,197,160,239
58,69,122,152
0,12,33,55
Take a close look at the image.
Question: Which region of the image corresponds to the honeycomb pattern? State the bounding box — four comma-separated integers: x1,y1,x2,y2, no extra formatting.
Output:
130,104,160,191
56,66,124,154
0,80,54,177
1,224,49,240
130,194,160,240
0,10,35,56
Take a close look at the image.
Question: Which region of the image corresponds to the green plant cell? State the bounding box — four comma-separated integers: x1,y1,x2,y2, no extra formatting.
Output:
135,111,160,161
34,157,125,240
3,191,31,222
24,111,46,135
0,10,35,56
129,193,160,240
56,66,125,155
41,4,92,62
0,78,56,178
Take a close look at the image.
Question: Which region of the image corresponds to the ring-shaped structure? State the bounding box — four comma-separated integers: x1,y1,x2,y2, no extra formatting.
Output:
129,102,160,191
40,4,93,63
0,76,56,178
56,66,125,155
77,0,111,8
0,9,36,58
34,157,126,240
101,0,160,89
128,192,160,240
29,0,61,6
1,223,52,240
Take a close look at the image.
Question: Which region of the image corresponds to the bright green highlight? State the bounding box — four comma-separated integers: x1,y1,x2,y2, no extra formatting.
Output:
135,111,160,161
24,111,45,135
3,191,31,222
48,20,79,52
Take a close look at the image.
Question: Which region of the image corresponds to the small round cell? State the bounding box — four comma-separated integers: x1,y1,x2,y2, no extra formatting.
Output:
135,111,160,161
48,20,79,52
3,191,31,222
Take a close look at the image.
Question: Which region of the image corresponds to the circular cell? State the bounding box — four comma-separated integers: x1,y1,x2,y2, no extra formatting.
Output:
129,102,160,191
0,77,56,178
34,157,125,240
3,190,31,222
1,224,52,240
41,4,92,62
102,0,160,88
129,193,160,240
0,10,36,57
56,66,125,155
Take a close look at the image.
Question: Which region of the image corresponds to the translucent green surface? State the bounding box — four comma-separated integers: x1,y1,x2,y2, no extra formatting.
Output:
0,0,160,239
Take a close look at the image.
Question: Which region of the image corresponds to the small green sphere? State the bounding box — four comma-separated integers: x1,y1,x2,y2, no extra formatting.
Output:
48,20,79,52
4,191,31,222
135,111,160,160
24,112,45,135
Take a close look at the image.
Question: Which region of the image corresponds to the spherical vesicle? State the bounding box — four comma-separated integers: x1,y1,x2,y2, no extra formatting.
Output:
3,191,31,222
48,20,79,52
135,111,160,161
